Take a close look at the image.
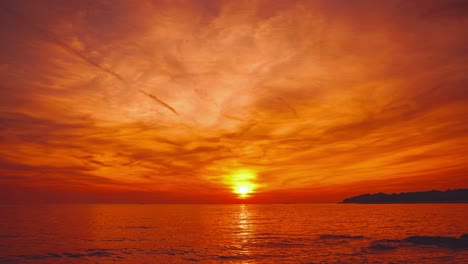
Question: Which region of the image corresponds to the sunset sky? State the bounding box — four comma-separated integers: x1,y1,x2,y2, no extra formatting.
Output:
0,0,467,203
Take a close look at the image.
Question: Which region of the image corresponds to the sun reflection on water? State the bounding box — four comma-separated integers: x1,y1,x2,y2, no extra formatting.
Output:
235,204,253,258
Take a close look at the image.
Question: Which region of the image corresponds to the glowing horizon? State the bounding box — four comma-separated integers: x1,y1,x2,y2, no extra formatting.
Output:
0,0,467,203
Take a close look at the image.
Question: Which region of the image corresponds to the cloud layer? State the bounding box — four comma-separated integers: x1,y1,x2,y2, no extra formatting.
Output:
0,0,467,202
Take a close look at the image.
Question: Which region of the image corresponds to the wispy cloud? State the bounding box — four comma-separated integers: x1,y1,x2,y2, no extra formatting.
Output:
0,0,467,202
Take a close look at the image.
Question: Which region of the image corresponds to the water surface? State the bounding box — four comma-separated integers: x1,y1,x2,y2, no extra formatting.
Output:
0,204,467,263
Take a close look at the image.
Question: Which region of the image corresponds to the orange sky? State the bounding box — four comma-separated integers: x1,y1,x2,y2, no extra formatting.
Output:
0,0,467,203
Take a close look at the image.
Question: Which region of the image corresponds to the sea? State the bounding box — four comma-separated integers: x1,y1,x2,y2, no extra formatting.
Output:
0,204,467,263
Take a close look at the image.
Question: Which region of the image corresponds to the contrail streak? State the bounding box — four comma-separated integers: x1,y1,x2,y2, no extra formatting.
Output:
0,3,179,116
138,89,179,116
276,97,299,118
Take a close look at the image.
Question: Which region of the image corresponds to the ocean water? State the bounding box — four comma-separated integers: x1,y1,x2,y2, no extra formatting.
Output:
0,204,467,263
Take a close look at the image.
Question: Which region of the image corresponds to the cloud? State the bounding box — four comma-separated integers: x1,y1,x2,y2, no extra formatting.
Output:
0,0,467,202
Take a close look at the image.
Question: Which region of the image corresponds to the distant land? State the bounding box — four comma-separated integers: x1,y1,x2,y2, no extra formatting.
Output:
341,189,468,204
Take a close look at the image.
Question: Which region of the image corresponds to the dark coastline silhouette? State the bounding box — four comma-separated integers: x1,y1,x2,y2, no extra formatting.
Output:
341,189,468,204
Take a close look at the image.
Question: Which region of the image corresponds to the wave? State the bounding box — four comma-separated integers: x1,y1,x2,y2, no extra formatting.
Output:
319,234,365,240
369,234,468,250
121,225,155,229
0,248,116,262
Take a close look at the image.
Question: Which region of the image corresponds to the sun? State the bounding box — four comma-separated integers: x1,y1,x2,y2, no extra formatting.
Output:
234,184,254,199
236,185,251,195
227,169,258,199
